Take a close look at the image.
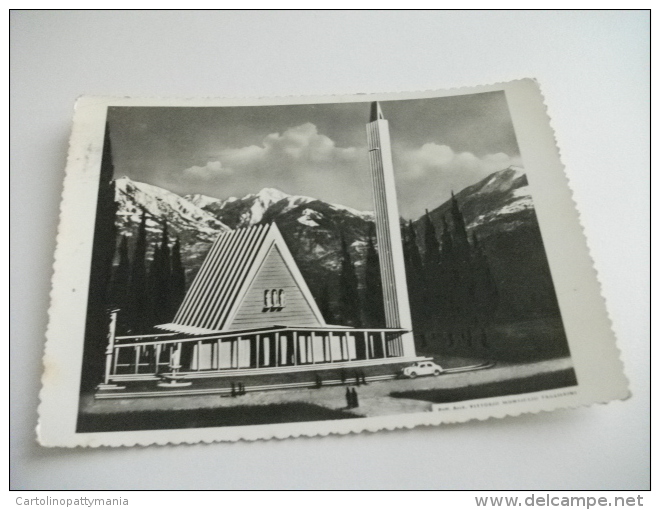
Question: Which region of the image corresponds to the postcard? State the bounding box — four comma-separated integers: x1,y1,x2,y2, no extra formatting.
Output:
38,79,628,447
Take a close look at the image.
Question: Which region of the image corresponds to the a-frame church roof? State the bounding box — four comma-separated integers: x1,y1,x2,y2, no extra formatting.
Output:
158,222,326,335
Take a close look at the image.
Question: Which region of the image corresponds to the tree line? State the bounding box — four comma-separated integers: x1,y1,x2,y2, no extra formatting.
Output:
81,122,117,390
79,123,186,390
402,193,499,352
316,193,499,354
316,224,386,329
80,122,496,392
108,212,187,336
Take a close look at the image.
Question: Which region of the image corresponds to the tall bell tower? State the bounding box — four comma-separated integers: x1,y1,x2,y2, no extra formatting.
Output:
366,102,416,358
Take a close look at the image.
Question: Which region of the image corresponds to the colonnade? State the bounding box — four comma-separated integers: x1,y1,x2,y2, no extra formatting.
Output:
107,327,406,379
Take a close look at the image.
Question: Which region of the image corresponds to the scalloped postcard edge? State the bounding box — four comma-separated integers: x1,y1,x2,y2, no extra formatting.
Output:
37,79,629,448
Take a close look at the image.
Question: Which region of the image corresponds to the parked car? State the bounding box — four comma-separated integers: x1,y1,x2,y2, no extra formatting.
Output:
401,361,444,378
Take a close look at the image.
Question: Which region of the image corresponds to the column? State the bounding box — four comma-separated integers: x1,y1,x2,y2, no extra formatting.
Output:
155,343,162,373
103,309,118,384
134,345,141,374
309,331,316,365
175,343,183,367
113,347,120,374
275,332,280,366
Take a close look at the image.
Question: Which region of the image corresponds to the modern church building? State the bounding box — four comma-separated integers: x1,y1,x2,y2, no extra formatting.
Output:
96,103,424,398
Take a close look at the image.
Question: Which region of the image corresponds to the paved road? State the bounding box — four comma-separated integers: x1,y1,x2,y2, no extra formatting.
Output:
83,357,574,418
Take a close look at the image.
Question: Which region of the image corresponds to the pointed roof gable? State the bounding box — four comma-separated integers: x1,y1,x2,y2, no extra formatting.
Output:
158,223,325,335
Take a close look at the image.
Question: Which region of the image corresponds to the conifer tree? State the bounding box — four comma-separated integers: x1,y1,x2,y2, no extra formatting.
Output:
450,192,470,254
439,216,453,260
110,235,130,304
403,221,427,337
402,222,412,272
471,232,498,323
128,209,149,333
422,209,441,268
438,215,456,325
318,282,334,324
109,235,130,332
153,221,172,325
407,221,424,277
363,224,385,327
421,210,442,336
338,233,361,327
448,193,474,324
81,121,118,389
146,243,161,329
169,237,187,320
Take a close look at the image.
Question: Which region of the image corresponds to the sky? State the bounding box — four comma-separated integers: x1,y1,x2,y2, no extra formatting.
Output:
107,91,522,220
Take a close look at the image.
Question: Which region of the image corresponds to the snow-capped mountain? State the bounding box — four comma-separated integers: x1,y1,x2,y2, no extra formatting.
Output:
110,166,563,334
113,178,375,288
116,177,229,236
184,193,222,210
465,166,532,230
112,168,553,322
418,166,533,241
260,195,374,276
199,187,373,230
192,187,377,290
114,177,230,278
297,208,324,227
414,166,561,322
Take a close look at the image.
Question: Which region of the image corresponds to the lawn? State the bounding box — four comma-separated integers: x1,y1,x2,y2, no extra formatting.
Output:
390,368,578,404
77,402,358,432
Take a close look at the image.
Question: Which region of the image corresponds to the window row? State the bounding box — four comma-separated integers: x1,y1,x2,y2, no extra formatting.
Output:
263,289,286,309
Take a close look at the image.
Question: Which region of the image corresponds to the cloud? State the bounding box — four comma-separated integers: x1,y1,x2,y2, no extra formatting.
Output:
223,123,359,171
399,143,519,180
399,143,455,179
183,160,233,179
185,123,360,178
394,143,522,218
181,123,368,208
180,126,521,221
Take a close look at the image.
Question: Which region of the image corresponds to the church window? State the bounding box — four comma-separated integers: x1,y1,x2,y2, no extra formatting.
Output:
263,288,285,311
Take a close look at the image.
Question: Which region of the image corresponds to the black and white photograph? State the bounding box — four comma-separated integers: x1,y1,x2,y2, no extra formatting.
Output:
37,81,628,446
75,91,579,433
13,10,647,493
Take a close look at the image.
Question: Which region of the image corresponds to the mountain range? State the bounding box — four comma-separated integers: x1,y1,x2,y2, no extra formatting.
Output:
114,177,374,285
113,166,558,320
